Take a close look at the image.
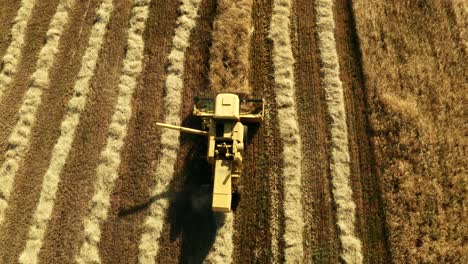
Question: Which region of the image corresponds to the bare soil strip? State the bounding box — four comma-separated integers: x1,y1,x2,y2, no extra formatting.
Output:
0,0,99,263
315,0,363,263
0,0,22,57
269,0,305,262
208,0,253,96
333,0,391,262
97,0,179,263
18,1,114,263
0,0,37,102
36,1,133,262
0,0,75,227
137,1,203,263
75,0,151,262
0,0,59,172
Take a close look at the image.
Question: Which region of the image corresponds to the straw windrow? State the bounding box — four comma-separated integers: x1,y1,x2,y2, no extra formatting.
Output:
75,0,151,263
0,0,75,227
315,0,363,263
18,1,114,263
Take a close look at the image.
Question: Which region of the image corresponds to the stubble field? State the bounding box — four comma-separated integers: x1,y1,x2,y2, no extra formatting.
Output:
0,0,465,263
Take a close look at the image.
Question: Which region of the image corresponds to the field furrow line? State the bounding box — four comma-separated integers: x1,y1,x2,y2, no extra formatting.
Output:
0,0,75,227
315,0,362,263
17,1,114,263
74,0,151,263
137,0,202,263
0,0,37,102
269,0,304,262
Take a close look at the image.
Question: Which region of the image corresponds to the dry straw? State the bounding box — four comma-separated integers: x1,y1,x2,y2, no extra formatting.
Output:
0,0,37,102
75,0,151,263
203,213,234,263
0,0,75,227
315,0,363,263
269,0,305,262
18,1,114,263
208,0,253,96
137,1,202,263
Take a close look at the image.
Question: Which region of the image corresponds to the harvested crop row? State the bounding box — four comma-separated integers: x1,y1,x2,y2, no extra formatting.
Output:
75,0,151,263
17,1,114,263
208,0,253,96
269,0,304,262
0,0,75,227
0,0,37,102
137,1,202,263
315,0,362,263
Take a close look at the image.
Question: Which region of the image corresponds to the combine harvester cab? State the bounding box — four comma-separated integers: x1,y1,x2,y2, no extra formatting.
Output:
156,93,264,212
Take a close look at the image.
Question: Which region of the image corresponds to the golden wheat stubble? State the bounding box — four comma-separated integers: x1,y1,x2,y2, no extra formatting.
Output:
0,0,98,262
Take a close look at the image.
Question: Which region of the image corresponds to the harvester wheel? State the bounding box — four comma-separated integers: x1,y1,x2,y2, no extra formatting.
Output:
243,125,248,145
231,191,241,211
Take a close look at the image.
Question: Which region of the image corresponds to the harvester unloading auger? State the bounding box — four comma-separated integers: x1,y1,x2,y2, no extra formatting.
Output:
156,93,264,212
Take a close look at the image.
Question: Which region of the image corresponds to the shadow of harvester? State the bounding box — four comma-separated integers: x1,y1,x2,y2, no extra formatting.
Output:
117,133,229,263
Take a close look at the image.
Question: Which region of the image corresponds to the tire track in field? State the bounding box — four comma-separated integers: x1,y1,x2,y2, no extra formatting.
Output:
76,0,151,263
315,0,362,263
0,0,22,57
269,0,305,262
18,1,114,263
137,1,203,263
37,1,132,262
0,0,59,169
0,0,98,263
0,0,36,102
0,0,75,227
97,0,179,263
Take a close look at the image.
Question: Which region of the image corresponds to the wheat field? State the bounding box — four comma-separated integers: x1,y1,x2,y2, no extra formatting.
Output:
0,0,464,263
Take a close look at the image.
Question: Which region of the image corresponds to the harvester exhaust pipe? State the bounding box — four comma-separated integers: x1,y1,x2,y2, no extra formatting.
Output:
156,122,208,136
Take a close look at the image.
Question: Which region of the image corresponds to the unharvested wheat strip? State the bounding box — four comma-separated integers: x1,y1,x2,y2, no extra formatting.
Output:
75,0,150,263
315,0,362,263
269,0,304,262
0,0,75,227
137,0,202,263
0,0,37,102
208,0,253,95
17,1,114,263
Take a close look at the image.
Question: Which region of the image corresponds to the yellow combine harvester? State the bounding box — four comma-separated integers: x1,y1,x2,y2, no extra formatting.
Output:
156,93,264,212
